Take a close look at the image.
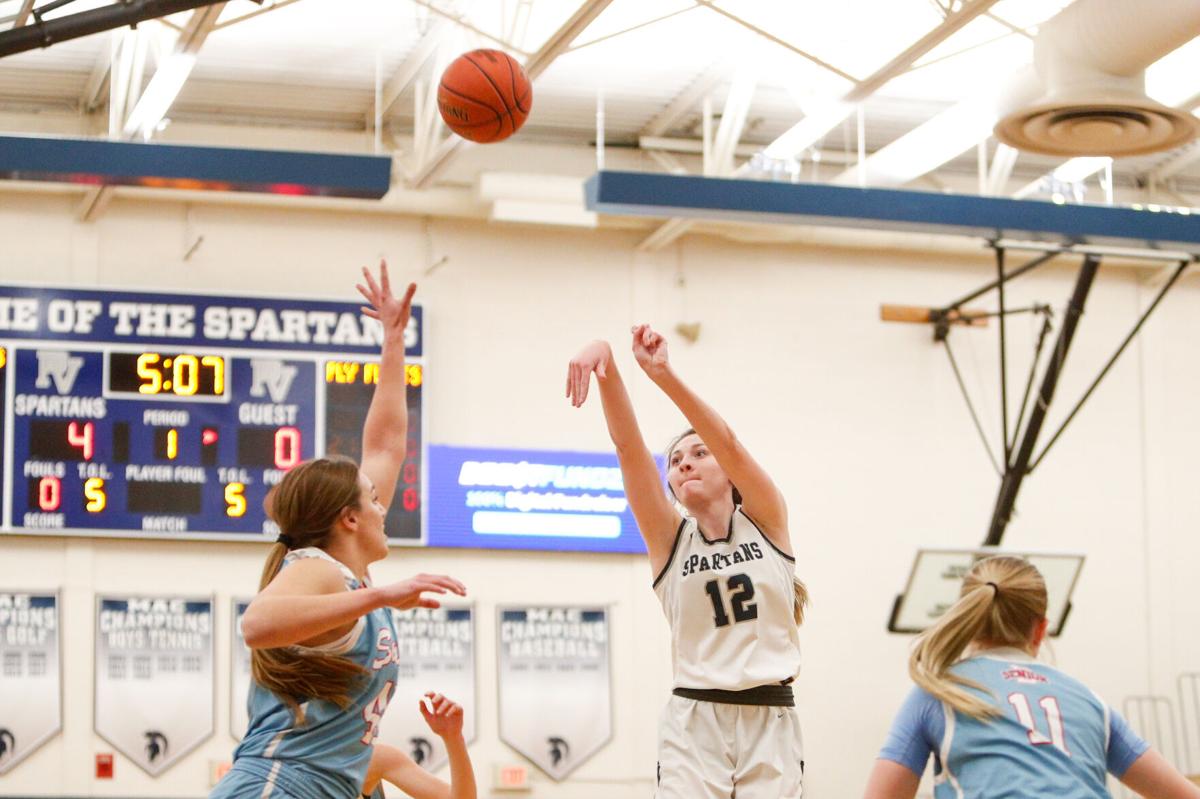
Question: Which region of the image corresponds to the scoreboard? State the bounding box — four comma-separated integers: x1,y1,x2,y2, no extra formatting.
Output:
0,284,424,543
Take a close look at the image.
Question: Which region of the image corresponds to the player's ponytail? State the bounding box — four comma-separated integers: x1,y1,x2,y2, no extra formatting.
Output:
250,456,370,724
908,556,1048,720
793,576,809,626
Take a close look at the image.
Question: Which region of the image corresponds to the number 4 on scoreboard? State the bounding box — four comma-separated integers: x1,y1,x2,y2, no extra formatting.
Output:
68,421,94,460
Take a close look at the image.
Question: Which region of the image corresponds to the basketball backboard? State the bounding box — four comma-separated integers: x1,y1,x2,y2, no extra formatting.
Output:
888,547,1085,636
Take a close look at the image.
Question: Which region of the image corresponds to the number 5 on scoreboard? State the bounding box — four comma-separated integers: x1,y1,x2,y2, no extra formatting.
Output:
225,483,247,518
84,478,106,513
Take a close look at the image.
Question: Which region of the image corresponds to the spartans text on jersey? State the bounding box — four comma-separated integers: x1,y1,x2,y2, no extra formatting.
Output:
680,542,764,578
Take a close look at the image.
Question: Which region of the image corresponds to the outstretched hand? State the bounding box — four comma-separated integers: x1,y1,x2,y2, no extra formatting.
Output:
419,692,465,739
378,573,467,611
357,260,416,338
631,324,669,374
566,340,612,407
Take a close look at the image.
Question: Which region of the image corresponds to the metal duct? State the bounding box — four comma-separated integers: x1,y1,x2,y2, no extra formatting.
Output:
994,0,1200,157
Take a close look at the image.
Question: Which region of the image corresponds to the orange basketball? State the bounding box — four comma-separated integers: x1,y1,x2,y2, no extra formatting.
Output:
437,49,531,144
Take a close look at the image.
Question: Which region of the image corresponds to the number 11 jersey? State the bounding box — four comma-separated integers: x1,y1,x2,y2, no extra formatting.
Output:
652,507,801,691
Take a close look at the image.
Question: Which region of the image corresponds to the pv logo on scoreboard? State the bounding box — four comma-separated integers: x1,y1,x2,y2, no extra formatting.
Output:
34,352,83,394
249,359,298,403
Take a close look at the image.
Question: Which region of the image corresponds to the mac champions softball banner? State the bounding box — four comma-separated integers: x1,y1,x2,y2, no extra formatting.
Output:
497,606,611,780
95,595,214,775
378,606,476,773
0,591,60,775
231,599,252,740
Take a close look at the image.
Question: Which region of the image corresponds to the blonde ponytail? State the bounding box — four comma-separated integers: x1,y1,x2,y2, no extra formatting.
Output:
908,556,1048,720
793,576,809,626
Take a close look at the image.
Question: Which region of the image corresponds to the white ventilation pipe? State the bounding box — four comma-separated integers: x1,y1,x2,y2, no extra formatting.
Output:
995,0,1200,156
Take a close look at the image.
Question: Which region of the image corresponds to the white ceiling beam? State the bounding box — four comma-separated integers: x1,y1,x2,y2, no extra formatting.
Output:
829,95,998,187
709,62,757,176
765,0,1002,160
1012,157,1111,199
410,0,617,188
1148,140,1200,182
379,16,452,120
123,4,224,139
84,6,224,224
639,59,729,138
646,150,688,175
81,37,115,113
637,0,1002,251
407,0,526,55
846,0,1002,102
692,0,857,83
12,0,34,28
212,0,303,31
523,0,613,77
984,142,1019,195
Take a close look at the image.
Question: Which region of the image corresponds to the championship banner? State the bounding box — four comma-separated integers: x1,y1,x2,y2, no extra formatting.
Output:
231,599,252,740
378,606,476,775
497,606,611,781
95,595,214,775
0,591,60,775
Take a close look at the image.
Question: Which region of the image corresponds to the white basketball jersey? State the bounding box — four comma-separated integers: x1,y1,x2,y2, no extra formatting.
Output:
653,507,801,691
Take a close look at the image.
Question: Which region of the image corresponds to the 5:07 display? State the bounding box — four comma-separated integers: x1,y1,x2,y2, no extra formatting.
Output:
108,352,227,398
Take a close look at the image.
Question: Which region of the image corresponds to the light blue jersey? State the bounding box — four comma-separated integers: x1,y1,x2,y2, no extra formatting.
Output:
212,549,400,799
879,647,1149,799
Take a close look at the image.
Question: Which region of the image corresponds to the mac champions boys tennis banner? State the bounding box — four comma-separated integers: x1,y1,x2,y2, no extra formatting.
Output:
0,591,60,775
231,599,252,740
378,605,476,773
95,595,214,775
497,606,611,780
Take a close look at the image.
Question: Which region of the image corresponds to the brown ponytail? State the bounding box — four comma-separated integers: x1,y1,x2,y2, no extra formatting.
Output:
250,456,369,723
909,556,1048,720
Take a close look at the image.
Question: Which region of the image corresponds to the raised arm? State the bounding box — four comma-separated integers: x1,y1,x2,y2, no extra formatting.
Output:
357,261,417,510
567,340,681,574
631,324,790,553
361,694,477,799
242,560,466,649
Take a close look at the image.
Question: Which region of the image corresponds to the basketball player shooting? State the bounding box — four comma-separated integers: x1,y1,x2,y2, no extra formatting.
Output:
566,325,808,799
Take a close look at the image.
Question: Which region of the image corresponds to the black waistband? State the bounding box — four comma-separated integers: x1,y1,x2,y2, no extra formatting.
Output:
672,682,794,707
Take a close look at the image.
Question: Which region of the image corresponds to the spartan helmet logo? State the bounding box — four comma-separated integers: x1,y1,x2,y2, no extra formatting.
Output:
547,736,570,767
144,731,168,763
409,737,433,766
0,728,14,762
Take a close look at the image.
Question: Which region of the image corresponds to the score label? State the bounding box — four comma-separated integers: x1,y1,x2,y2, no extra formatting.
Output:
1,284,425,542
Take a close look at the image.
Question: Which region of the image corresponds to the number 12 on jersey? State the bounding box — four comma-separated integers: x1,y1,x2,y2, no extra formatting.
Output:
1008,692,1070,755
704,574,758,628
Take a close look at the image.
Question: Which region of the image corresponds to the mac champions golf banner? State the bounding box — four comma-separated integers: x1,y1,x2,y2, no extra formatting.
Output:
231,599,252,740
0,591,60,775
95,595,214,775
497,606,611,780
378,606,476,773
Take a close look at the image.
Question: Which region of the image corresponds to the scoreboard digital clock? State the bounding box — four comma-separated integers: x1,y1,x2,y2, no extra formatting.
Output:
0,284,424,543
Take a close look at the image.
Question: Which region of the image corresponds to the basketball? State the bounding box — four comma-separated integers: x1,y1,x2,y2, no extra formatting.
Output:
437,49,531,144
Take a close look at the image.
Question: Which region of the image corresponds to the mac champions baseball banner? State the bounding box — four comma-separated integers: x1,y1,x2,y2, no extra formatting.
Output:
497,606,611,780
231,599,252,740
95,595,214,775
0,591,60,775
378,606,476,774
